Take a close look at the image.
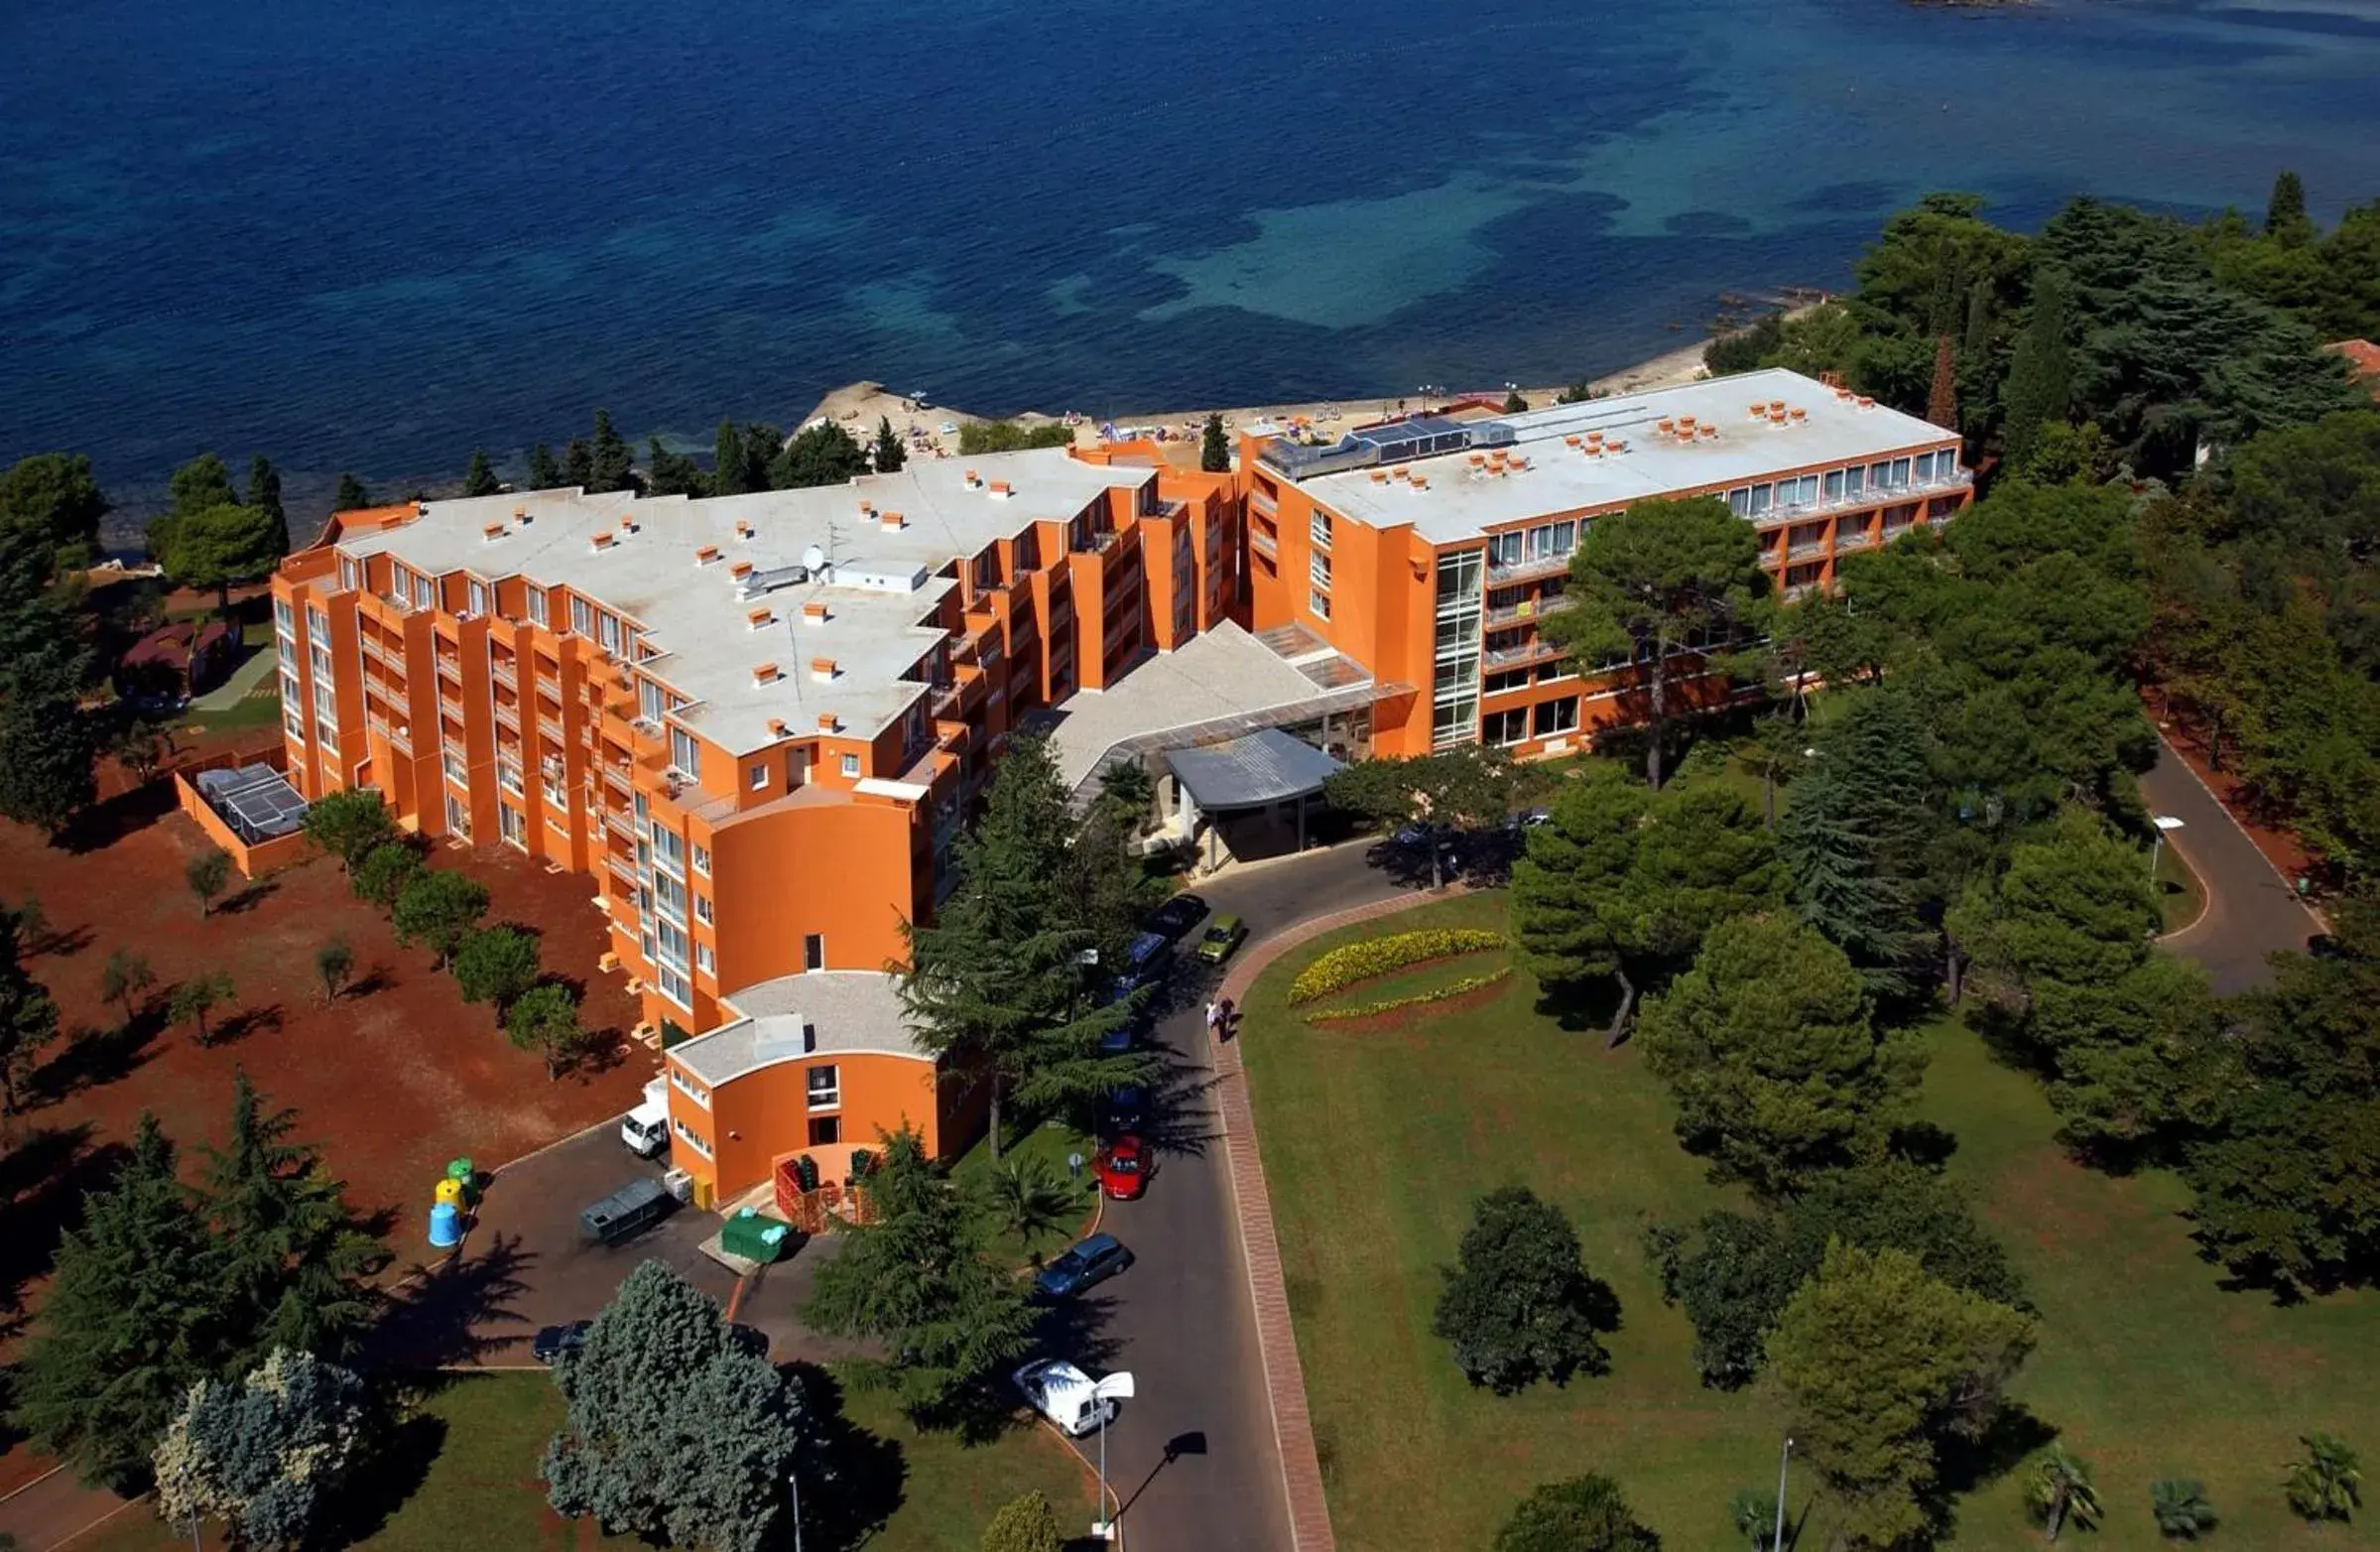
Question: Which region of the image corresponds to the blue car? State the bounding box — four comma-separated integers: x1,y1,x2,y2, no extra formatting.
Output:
1034,1231,1135,1299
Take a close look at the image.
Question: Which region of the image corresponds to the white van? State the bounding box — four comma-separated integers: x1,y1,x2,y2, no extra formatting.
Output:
621,1078,669,1158
1013,1358,1124,1438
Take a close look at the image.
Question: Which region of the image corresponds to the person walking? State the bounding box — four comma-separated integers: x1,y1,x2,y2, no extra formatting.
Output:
1203,999,1218,1033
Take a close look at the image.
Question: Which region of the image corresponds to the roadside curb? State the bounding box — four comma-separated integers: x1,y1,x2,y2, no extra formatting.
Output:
2152,731,2329,938
1204,885,1469,1552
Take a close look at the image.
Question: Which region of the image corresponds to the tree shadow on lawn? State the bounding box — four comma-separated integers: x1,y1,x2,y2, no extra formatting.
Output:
55,780,175,855
313,1405,448,1549
785,1361,909,1552
1930,1400,2057,1541
208,1001,284,1048
1532,974,1627,1037
213,878,280,916
369,1230,538,1369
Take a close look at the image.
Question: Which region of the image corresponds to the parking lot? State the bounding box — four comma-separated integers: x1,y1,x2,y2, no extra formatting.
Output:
373,1123,860,1370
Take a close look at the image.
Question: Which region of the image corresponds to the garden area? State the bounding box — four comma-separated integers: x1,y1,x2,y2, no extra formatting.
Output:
1241,892,2380,1550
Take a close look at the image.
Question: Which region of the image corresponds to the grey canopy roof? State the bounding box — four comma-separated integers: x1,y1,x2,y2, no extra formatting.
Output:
1165,728,1342,812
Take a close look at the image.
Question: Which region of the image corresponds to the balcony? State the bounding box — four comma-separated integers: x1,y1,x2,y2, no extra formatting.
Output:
1834,530,1873,553
494,699,521,731
1484,637,1560,669
1787,543,1827,562
1486,553,1567,585
604,807,633,838
1250,528,1278,559
491,657,517,689
1484,594,1573,627
606,851,635,882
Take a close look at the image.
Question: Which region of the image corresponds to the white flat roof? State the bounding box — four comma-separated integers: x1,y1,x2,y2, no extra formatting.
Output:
335,451,1156,756
1037,622,1359,791
672,970,930,1089
1290,369,1958,545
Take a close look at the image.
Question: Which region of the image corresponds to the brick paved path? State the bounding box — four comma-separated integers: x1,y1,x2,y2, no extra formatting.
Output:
1205,887,1469,1552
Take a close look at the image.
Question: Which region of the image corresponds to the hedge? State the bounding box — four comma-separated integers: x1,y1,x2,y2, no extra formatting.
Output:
1306,969,1513,1024
1287,928,1509,1006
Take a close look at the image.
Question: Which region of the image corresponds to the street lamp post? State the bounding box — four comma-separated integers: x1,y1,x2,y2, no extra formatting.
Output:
2151,814,2185,880
788,1465,803,1552
1090,1370,1137,1542
1772,1436,1793,1552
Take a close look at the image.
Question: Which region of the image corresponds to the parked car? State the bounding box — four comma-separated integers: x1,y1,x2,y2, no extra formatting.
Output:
1014,1358,1123,1437
620,1077,670,1158
1034,1231,1135,1299
1098,1018,1142,1056
1146,893,1208,941
1507,806,1553,831
532,1321,591,1364
2308,933,2366,962
1102,1084,1149,1135
1195,914,1248,966
1093,1135,1148,1200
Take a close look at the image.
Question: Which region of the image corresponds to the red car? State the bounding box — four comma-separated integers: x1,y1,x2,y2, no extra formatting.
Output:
1093,1135,1148,1200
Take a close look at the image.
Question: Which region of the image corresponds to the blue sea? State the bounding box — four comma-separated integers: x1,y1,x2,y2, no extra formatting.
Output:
4,0,2379,505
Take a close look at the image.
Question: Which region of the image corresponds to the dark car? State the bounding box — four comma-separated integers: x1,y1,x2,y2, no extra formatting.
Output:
532,1321,592,1364
1102,1084,1149,1135
1034,1231,1135,1299
1146,893,1208,941
1098,1018,1142,1056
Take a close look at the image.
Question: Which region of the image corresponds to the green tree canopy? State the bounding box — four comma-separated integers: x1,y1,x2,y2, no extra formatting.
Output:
245,454,288,559
154,502,285,609
1543,495,1766,788
462,448,503,497
453,925,541,1017
1200,413,1229,472
587,409,637,493
392,868,490,967
1324,745,1539,890
874,416,908,474
154,1348,366,1552
980,1490,1063,1552
1490,1473,1661,1552
332,472,371,511
1766,1239,2037,1550
0,647,96,838
0,905,61,1116
506,981,586,1080
526,445,563,489
1431,1186,1615,1394
0,453,108,573
1778,688,1938,997
300,788,394,874
772,422,867,489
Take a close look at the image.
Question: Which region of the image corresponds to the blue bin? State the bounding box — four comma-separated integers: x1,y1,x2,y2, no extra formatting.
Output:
428,1200,462,1248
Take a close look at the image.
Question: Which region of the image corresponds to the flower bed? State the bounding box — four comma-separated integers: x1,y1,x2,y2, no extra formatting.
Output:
1287,927,1510,1006
1305,968,1513,1024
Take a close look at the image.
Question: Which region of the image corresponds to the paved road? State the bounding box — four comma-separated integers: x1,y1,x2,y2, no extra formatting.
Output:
2140,736,2321,993
1088,842,1415,1552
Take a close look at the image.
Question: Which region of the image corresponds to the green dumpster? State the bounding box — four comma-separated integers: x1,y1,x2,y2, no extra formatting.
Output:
721,1208,795,1265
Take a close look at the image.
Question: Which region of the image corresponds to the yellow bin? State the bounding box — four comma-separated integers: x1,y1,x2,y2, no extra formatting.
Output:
434,1176,464,1207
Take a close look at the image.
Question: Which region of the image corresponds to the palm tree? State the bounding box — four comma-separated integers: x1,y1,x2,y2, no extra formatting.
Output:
978,1155,1076,1258
1728,1487,1779,1551
2027,1446,2101,1541
2149,1479,2217,1541
2286,1432,2363,1523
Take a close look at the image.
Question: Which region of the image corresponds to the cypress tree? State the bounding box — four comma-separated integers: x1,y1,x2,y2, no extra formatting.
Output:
587,409,636,493
2265,170,2311,242
712,421,748,496
526,443,563,488
13,1114,223,1491
244,454,288,558
1200,413,1230,473
1777,689,1936,997
2000,273,2072,470
1926,334,1957,432
873,416,906,473
331,472,370,511
1961,278,1995,358
740,424,782,493
462,449,502,497
0,648,97,838
561,437,594,490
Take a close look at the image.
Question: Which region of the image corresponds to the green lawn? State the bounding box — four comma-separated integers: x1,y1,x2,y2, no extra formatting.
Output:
76,1370,1092,1552
1241,892,2380,1551
951,1117,1101,1267
2155,839,2207,934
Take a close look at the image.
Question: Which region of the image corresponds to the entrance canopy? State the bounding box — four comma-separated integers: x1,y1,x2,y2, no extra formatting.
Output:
1166,728,1342,812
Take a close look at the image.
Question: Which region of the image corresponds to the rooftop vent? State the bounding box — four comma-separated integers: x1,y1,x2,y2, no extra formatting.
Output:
963,468,982,489
879,510,906,532
482,522,506,542
730,561,754,581
802,600,830,623
736,519,755,539
747,607,774,630
694,544,720,565
810,657,837,683
768,717,789,737
816,711,839,733
987,480,1012,499
753,662,781,686
590,532,614,552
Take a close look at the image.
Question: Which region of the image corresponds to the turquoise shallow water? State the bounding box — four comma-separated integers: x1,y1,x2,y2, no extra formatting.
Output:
2,0,2377,488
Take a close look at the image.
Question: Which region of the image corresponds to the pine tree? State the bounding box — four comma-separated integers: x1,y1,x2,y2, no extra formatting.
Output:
587,410,636,493
1777,689,1936,996
769,423,866,490
154,1348,366,1551
0,905,61,1115
1199,413,1229,472
2001,272,2073,469
2266,171,2312,244
331,473,370,511
526,443,563,489
560,439,594,489
0,648,97,837
645,438,707,498
200,1071,381,1364
168,453,238,519
462,449,502,497
712,422,748,496
546,1260,813,1552
244,454,288,559
874,416,907,473
14,1115,223,1491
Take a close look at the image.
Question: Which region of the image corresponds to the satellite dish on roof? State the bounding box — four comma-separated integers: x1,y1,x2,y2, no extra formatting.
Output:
802,544,827,572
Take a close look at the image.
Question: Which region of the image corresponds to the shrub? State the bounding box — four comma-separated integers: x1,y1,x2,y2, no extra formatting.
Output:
1288,928,1508,1005
1306,970,1512,1024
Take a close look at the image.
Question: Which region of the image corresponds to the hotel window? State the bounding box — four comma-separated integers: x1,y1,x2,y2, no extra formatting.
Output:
807,1116,841,1147
466,580,488,617
527,587,548,626
412,573,435,609
840,752,860,778
308,604,329,640
570,596,594,637
1534,697,1580,737
1486,531,1523,567
1843,464,1866,499
807,1064,840,1109
694,893,712,925
804,933,825,972
1728,488,1751,517
652,824,685,876
1747,484,1772,517
315,718,339,751
1014,530,1040,572
639,678,665,724
974,550,1000,591
281,669,302,707
1310,510,1332,551
672,1117,711,1157
694,942,713,974
657,965,690,1009
598,612,621,655
691,842,710,875
669,726,701,781
670,1068,709,1107
749,760,769,791
275,599,295,637
1552,520,1576,554
313,679,336,719
338,556,360,592
284,706,307,741
1823,469,1845,502
1309,552,1331,591
1308,588,1331,620
391,564,412,602
653,871,687,925
1484,709,1530,746
1484,667,1532,695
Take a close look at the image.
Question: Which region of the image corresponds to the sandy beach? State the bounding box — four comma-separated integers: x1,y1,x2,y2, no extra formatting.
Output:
799,329,1746,469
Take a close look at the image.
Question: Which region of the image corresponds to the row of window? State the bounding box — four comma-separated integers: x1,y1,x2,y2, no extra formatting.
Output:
1484,520,1577,569
1724,450,1955,520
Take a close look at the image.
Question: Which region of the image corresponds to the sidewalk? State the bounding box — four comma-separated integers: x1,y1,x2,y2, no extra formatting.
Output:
0,1466,141,1552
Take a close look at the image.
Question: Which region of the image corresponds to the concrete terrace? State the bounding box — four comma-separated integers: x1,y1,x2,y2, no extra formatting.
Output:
676,970,930,1089
1279,367,1958,543
329,449,1159,756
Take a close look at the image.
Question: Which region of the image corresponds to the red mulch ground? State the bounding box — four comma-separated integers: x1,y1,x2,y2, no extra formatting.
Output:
0,790,652,1487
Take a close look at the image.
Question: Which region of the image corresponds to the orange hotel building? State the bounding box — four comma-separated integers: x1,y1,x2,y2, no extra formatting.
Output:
269,449,1238,1204
269,367,1965,1203
1240,366,1970,759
